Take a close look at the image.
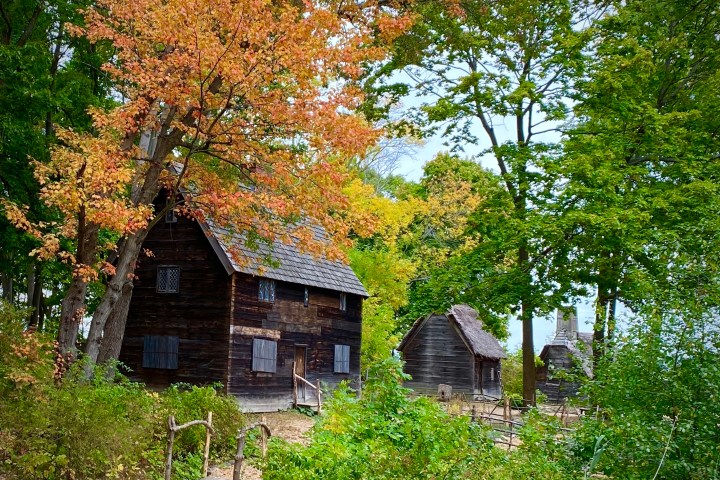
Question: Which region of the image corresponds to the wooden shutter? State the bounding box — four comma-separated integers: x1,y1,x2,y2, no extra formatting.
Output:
252,338,277,373
143,335,179,369
334,344,350,373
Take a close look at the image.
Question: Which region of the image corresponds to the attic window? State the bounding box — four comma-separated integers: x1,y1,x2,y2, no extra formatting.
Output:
258,279,275,303
157,266,180,293
142,335,179,369
339,292,347,311
165,208,177,223
334,344,350,373
252,338,277,373
304,287,309,307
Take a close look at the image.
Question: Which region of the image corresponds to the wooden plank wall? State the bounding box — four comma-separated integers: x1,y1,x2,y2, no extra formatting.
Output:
536,345,583,403
119,210,232,389
228,275,362,411
478,359,502,398
401,315,475,394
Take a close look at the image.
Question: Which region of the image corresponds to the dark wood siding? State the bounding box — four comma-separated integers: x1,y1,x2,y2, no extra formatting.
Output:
228,275,362,411
477,359,502,398
401,315,475,394
119,209,232,389
536,345,584,403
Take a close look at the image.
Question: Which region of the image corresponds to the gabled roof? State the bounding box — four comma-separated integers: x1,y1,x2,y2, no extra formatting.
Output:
398,304,506,360
539,330,593,378
198,218,369,297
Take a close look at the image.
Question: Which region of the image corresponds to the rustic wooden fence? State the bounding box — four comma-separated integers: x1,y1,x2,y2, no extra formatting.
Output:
163,412,271,480
441,395,579,450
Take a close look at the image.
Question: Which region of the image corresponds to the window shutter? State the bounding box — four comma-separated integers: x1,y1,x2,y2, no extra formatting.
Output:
252,338,277,373
143,335,179,369
334,344,350,373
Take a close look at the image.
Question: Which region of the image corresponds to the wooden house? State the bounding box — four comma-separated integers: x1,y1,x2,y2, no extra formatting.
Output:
536,308,593,403
118,197,367,412
397,305,506,399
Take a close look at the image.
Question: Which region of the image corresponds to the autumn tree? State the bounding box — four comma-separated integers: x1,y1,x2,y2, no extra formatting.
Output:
365,0,591,404
3,0,410,362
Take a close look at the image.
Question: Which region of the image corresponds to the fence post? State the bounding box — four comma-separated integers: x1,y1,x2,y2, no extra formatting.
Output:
165,416,176,480
316,379,322,414
471,405,477,423
508,420,513,451
261,416,268,458
202,411,213,477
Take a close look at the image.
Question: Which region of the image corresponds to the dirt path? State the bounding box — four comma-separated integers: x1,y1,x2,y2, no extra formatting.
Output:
205,411,316,480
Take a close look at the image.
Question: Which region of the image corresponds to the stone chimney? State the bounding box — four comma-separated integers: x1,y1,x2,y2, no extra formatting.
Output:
556,306,578,340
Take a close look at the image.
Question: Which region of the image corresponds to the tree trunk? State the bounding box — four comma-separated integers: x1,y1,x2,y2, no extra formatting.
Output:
521,301,535,407
84,151,168,363
96,280,134,364
0,271,12,302
26,262,42,328
85,229,149,362
519,243,535,407
57,218,99,356
593,278,610,366
607,284,618,342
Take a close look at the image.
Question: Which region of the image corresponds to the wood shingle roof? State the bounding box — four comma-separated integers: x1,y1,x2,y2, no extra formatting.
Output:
199,219,369,297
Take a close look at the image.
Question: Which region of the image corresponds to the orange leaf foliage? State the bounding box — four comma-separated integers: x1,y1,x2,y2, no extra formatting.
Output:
5,0,413,275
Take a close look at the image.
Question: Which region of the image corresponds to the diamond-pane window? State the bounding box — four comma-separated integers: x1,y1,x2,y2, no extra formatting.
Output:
165,209,177,223
339,292,347,311
258,279,275,302
157,266,180,293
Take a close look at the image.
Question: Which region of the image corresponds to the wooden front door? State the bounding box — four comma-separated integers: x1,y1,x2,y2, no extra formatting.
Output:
295,346,307,401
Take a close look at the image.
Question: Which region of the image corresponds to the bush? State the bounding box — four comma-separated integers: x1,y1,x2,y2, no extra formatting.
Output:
572,312,720,479
0,301,244,479
159,383,245,459
265,358,593,480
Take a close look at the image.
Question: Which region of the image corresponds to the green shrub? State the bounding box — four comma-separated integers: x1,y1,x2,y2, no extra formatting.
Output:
266,358,498,479
572,313,720,479
0,301,245,479
159,383,245,459
265,358,589,480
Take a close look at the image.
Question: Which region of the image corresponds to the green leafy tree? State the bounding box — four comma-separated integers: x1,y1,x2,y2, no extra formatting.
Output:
557,0,720,363
367,0,591,404
0,0,111,330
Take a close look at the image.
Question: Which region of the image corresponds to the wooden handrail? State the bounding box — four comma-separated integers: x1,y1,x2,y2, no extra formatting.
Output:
291,361,321,413
294,373,318,390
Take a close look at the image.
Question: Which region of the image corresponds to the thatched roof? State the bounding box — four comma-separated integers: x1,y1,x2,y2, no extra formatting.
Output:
447,305,507,359
398,304,506,360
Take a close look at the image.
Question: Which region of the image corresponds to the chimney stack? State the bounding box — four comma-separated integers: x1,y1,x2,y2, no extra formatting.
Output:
556,306,578,339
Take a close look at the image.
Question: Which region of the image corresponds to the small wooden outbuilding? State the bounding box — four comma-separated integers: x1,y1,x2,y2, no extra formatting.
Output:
398,304,506,399
536,308,593,403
